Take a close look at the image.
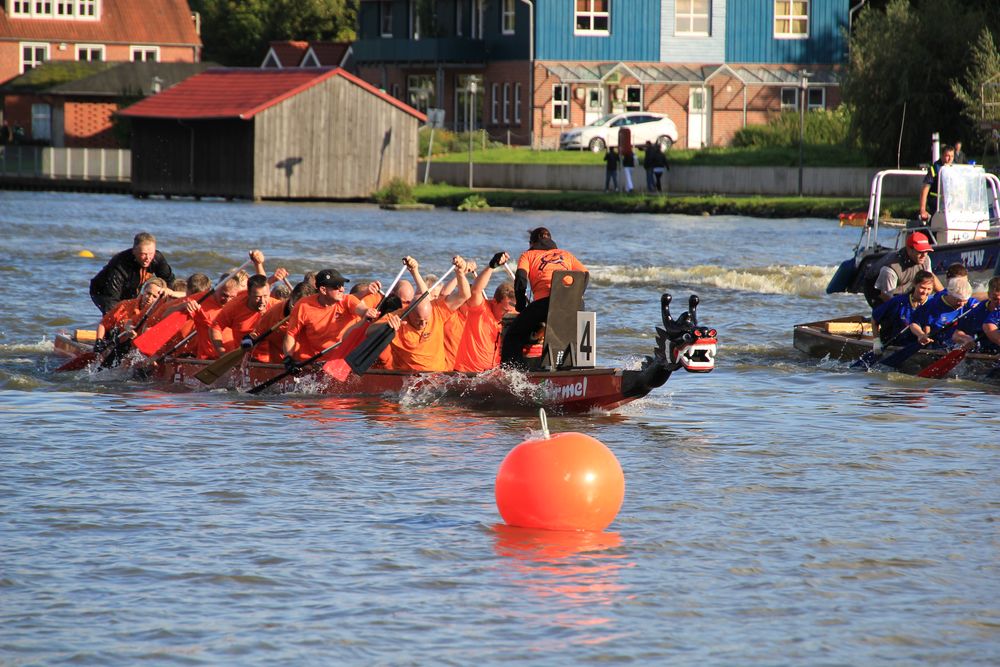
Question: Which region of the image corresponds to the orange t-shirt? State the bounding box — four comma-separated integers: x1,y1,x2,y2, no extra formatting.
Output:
516,248,586,301
453,300,503,373
383,300,455,372
190,290,240,359
250,301,290,363
442,299,467,370
285,293,362,360
211,295,277,353
100,297,141,332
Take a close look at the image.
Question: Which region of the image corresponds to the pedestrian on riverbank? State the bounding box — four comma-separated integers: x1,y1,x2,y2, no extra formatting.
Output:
603,146,619,192
652,144,669,192
621,149,635,193
642,142,656,193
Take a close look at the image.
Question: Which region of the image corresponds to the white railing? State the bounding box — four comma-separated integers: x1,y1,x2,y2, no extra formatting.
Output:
0,146,131,181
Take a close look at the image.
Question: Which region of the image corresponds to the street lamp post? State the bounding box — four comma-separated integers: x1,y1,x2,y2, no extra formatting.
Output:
468,79,477,189
798,69,811,197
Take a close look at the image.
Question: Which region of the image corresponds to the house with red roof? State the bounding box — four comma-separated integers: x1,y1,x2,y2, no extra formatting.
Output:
261,40,353,71
119,67,426,200
0,0,201,84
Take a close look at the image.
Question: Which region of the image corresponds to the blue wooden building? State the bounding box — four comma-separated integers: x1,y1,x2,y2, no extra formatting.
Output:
353,0,859,149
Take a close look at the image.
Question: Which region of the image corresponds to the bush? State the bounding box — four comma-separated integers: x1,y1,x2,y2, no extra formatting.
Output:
732,108,853,148
419,126,504,155
457,194,489,211
373,178,415,204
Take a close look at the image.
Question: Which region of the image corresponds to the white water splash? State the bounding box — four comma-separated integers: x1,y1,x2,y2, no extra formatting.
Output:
590,263,836,297
0,338,55,354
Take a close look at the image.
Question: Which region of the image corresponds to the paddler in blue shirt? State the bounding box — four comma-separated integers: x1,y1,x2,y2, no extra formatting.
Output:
908,276,977,348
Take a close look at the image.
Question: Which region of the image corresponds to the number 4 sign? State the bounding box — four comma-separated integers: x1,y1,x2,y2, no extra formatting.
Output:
576,311,597,368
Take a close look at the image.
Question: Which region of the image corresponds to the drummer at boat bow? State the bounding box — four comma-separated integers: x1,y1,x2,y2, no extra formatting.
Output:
89,232,178,314
919,145,955,222
377,255,471,372
862,231,943,307
282,269,380,365
501,227,588,367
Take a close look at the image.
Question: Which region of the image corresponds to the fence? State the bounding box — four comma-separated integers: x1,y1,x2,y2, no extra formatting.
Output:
0,145,131,182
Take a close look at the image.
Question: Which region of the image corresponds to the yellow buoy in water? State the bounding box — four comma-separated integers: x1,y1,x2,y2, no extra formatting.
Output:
77,250,95,258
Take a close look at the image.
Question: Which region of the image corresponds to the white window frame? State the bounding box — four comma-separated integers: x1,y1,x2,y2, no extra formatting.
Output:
407,74,435,113
33,0,52,14
676,0,710,36
456,0,463,36
11,1,31,17
20,42,49,73
501,0,516,35
380,1,393,37
76,43,104,61
55,0,74,16
575,0,610,36
130,45,160,62
503,83,511,124
514,83,522,125
780,87,798,111
774,0,808,40
491,83,499,124
552,84,570,125
472,0,484,39
31,102,52,141
807,87,825,111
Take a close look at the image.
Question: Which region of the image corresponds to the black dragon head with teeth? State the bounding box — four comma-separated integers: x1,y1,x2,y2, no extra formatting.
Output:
621,293,718,398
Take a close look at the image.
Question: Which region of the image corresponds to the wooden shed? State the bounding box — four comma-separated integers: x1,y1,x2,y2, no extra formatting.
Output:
118,67,426,200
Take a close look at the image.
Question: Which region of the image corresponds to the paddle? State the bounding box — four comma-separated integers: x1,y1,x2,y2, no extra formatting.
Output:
916,343,974,379
327,266,457,382
133,260,252,357
319,265,410,380
246,338,343,395
874,302,983,371
97,292,164,369
194,316,288,385
55,349,97,372
131,330,197,380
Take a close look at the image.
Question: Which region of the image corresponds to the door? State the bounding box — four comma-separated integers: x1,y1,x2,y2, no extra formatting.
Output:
584,87,605,126
687,87,710,148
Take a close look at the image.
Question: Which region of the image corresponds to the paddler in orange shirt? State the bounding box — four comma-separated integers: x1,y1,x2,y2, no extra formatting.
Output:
403,255,477,370
94,277,167,352
250,281,317,363
378,255,471,372
454,252,518,373
281,268,381,369
208,274,276,357
501,227,587,367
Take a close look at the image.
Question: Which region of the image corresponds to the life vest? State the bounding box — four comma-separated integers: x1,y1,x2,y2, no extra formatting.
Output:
862,249,926,308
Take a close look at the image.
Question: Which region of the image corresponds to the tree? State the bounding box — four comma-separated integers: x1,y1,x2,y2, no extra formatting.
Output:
951,28,1000,145
842,0,996,165
189,0,358,66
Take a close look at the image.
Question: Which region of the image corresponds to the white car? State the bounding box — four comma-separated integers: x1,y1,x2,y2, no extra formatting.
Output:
559,112,679,152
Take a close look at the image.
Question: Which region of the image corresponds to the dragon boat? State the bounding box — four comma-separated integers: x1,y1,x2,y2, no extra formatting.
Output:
53,289,718,413
794,314,999,382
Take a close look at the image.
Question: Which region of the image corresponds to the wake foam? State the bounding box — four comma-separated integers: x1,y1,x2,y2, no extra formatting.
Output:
590,263,835,297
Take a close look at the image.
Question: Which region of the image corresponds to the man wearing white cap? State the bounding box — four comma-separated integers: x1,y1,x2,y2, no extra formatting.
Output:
908,276,979,348
863,231,944,307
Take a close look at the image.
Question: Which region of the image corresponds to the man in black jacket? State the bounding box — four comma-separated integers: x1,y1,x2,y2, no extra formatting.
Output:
90,232,175,314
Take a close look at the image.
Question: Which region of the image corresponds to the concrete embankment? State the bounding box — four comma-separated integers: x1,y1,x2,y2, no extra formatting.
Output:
419,162,924,198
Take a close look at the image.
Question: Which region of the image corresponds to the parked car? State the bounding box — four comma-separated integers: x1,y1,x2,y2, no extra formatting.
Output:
559,112,679,152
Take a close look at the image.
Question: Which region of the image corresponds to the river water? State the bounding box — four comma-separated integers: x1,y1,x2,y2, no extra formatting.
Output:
1,191,997,665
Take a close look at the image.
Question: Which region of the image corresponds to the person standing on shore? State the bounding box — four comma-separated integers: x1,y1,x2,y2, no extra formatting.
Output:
641,142,656,193
652,144,669,192
603,146,620,192
89,232,176,314
621,148,635,193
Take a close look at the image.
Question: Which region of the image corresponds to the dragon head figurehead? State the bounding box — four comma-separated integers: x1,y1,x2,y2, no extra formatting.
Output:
660,294,717,373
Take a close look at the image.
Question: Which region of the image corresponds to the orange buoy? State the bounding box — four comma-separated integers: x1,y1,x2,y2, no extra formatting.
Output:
495,409,624,532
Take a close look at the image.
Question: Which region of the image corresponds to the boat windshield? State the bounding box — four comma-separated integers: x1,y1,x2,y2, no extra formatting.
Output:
940,165,989,217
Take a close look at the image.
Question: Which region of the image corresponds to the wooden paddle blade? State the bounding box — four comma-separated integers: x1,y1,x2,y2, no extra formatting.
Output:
194,347,246,385
322,358,352,382
345,323,395,376
917,348,968,379
55,351,96,372
133,311,189,356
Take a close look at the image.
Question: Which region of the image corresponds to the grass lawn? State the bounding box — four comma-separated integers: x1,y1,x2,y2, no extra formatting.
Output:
424,144,870,167
409,183,917,220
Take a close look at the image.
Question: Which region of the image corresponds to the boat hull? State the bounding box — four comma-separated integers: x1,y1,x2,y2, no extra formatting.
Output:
53,334,665,412
793,314,1000,381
